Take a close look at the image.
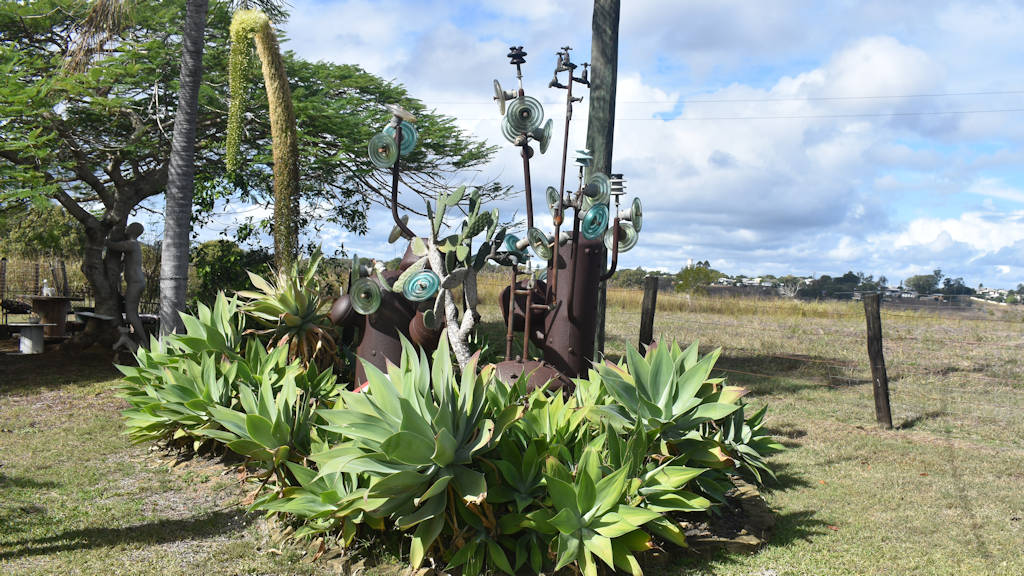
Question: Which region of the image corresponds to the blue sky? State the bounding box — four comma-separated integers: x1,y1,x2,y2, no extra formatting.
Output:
200,0,1024,289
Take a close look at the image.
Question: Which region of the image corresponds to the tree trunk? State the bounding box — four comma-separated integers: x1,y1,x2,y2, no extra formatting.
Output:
253,24,299,269
159,0,209,336
76,228,123,347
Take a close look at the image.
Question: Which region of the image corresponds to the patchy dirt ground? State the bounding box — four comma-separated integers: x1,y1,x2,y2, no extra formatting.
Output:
0,344,335,576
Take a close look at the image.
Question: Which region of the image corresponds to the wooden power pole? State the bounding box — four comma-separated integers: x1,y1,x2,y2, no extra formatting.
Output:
587,0,620,357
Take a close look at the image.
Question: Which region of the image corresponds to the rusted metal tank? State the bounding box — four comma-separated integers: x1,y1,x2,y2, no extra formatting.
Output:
541,233,603,379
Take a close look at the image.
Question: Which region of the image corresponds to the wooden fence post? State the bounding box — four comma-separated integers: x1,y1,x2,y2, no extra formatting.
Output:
638,274,658,354
33,262,40,295
863,293,893,429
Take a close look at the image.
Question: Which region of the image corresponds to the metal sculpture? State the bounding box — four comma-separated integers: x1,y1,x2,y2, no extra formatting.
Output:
334,45,641,391
493,45,642,390
330,106,441,383
332,105,504,382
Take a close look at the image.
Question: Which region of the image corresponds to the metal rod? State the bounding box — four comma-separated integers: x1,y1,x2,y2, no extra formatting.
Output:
505,264,517,360
521,144,535,232
390,124,415,240
549,62,575,303
600,217,621,281
522,273,534,358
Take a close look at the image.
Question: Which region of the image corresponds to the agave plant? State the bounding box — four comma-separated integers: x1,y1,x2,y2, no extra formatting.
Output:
715,403,786,484
253,460,385,546
592,342,744,444
118,294,247,447
203,358,338,473
237,247,338,369
312,334,522,568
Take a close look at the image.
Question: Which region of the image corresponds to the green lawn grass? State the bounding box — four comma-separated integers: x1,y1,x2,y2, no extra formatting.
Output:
2,293,1022,575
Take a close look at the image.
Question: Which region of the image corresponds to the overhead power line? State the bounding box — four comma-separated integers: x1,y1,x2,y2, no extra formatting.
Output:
638,89,1024,104
454,107,1024,121
426,89,1024,105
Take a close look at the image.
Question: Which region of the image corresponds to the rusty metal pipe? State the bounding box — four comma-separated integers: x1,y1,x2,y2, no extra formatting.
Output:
522,275,535,358
505,264,516,359
600,217,621,281
549,65,576,302
390,125,415,240
521,144,535,232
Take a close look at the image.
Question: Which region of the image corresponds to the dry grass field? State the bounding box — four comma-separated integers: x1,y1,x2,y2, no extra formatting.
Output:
2,284,1022,575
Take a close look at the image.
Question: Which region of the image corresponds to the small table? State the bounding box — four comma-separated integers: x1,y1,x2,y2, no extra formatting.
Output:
27,296,82,338
9,323,56,354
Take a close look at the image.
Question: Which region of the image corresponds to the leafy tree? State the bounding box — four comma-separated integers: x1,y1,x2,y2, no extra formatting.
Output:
797,271,861,299
609,267,653,288
190,239,271,305
67,0,286,335
0,0,494,343
674,265,723,294
940,276,974,296
904,270,943,294
0,202,86,258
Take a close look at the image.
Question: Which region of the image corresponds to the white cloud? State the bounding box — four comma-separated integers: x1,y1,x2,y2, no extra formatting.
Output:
261,2,1024,287
968,178,1024,203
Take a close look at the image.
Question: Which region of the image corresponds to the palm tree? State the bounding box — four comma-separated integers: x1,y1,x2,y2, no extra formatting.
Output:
159,0,209,335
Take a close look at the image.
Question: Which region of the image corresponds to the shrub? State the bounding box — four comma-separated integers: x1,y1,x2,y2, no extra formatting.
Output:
191,239,272,306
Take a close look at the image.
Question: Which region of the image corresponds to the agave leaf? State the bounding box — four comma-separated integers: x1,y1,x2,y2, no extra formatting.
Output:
453,466,487,504
226,438,272,462
545,474,579,517
415,473,453,506
431,427,457,467
612,540,644,576
409,511,445,568
245,270,277,295
381,431,434,466
208,405,247,437
554,532,581,571
587,533,616,571
644,491,711,513
549,508,583,535
371,469,430,497
246,414,279,449
647,465,706,490
396,489,446,529
447,540,479,573
487,539,515,576
647,516,688,547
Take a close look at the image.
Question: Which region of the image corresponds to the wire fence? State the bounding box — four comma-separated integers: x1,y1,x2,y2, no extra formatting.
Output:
569,285,1024,450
